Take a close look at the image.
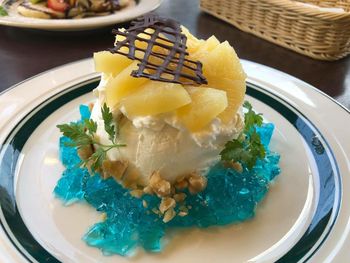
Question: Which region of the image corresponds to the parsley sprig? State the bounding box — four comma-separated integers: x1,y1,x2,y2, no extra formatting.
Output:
57,103,126,171
220,101,266,170
0,6,8,16
102,103,117,143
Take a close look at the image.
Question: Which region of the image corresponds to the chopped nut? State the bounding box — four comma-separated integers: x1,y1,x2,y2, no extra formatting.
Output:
188,172,207,194
130,189,143,198
125,183,138,190
163,208,176,223
175,178,188,190
77,145,93,161
142,200,148,208
171,186,176,195
232,162,243,173
173,193,187,202
179,205,188,213
88,102,95,112
224,161,243,173
143,185,154,195
178,211,188,217
122,167,140,188
159,197,176,214
152,208,160,215
102,159,128,180
149,171,171,197
101,212,107,221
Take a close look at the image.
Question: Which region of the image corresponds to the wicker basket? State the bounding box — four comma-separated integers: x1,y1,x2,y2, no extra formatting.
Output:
200,0,350,61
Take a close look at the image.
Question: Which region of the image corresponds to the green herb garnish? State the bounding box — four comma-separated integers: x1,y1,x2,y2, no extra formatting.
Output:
220,101,266,170
57,103,126,171
242,101,263,132
0,6,8,16
101,102,117,143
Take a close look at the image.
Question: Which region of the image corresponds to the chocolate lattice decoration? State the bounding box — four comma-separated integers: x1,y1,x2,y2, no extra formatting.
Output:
110,14,207,85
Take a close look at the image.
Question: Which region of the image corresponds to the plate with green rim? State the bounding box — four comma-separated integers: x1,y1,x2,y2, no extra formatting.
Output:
0,0,161,31
0,58,349,263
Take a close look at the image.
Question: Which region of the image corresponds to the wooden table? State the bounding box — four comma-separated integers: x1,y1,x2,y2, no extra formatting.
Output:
0,0,349,110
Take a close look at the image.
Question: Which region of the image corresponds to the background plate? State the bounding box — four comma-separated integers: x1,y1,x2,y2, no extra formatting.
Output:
0,0,161,31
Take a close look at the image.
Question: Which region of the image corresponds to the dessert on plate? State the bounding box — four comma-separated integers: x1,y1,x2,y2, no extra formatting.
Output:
16,0,133,19
56,14,281,256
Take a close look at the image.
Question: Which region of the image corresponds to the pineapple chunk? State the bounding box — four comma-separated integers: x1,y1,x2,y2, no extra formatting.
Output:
179,33,219,82
180,28,220,72
181,26,205,54
121,81,191,116
94,51,132,75
214,78,246,123
198,40,246,123
190,36,220,61
201,41,246,81
177,87,228,132
105,61,149,109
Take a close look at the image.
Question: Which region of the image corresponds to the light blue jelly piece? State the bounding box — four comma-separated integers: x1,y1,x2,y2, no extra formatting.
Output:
138,224,164,252
254,151,281,182
54,167,89,205
84,220,138,256
256,123,275,149
59,137,81,168
80,104,91,121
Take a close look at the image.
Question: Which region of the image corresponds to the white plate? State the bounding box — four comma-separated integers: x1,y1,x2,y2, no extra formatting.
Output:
0,59,349,263
0,0,161,31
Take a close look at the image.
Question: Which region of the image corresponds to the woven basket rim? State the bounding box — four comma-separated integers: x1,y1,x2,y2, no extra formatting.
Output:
253,0,350,20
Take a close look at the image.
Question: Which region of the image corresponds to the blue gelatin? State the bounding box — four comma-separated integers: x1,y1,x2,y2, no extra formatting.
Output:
256,123,274,148
54,106,281,256
54,167,89,205
80,104,91,120
59,137,81,168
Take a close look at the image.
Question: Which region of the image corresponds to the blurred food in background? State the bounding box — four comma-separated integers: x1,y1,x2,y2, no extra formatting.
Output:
17,0,134,19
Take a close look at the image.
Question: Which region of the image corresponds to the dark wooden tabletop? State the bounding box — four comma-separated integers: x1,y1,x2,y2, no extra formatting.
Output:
0,0,349,109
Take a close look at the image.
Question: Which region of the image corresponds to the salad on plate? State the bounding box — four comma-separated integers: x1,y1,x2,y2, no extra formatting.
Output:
11,0,133,19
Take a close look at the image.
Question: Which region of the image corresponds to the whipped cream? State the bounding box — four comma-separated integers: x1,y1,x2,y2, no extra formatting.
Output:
91,74,244,185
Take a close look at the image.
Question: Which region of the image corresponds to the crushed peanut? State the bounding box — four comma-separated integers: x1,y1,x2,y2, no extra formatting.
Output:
175,178,188,190
122,166,143,189
77,145,94,161
130,189,143,198
178,211,188,217
159,197,176,214
143,185,154,195
149,171,171,197
163,208,176,223
224,161,243,173
102,159,128,180
179,205,189,213
142,200,148,208
173,193,187,202
188,172,207,194
152,208,160,215
88,102,95,112
101,212,107,221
